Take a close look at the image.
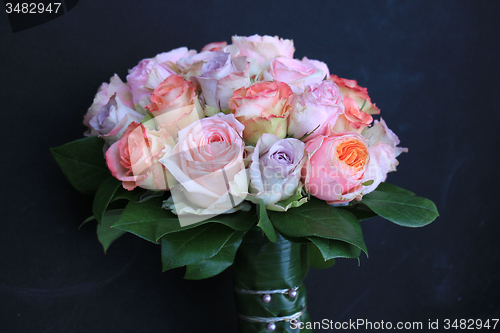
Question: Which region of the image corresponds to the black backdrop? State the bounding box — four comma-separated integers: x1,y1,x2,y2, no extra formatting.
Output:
1,1,499,332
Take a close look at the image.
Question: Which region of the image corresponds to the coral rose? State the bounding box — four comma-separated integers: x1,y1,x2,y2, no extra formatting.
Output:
106,122,174,191
228,81,293,145
304,129,370,204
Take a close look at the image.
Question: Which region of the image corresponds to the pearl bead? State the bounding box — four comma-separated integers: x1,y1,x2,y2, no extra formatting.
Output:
262,294,271,303
288,289,297,298
267,322,276,331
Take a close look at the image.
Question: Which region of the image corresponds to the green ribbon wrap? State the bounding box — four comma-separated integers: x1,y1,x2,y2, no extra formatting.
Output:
232,227,312,333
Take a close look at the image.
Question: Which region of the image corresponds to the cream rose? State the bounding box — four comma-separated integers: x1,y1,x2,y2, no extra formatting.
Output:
231,34,295,64
360,119,407,195
159,113,249,222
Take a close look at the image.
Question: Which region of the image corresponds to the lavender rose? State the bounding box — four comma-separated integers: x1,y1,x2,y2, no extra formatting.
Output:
193,51,250,111
248,134,306,209
88,95,144,147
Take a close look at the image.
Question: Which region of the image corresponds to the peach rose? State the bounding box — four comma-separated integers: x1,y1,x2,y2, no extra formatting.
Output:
231,34,295,64
331,74,380,115
145,74,204,139
261,57,326,94
288,80,344,141
106,122,174,191
146,74,196,114
303,129,370,204
159,113,248,223
228,81,293,145
332,97,373,134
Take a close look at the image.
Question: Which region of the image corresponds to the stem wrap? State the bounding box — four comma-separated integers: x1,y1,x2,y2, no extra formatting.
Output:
233,227,312,332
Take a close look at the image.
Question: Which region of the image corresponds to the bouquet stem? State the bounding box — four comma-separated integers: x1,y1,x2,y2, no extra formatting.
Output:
232,227,312,332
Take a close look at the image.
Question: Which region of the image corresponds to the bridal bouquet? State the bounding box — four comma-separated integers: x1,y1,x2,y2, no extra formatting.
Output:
52,35,438,332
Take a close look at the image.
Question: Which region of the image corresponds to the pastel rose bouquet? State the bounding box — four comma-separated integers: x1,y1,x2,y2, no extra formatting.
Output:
52,35,438,333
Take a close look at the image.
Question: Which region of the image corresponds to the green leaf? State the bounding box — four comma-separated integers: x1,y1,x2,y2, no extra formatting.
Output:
204,105,221,117
155,207,256,241
269,197,368,257
113,193,256,246
184,231,245,280
340,183,419,221
138,190,165,203
161,223,236,272
141,111,156,128
79,215,96,230
96,209,126,253
307,236,362,260
50,136,109,194
341,202,378,221
112,196,175,244
92,176,122,225
265,184,308,212
375,182,415,195
362,191,439,227
112,186,139,201
297,124,320,141
308,241,336,269
257,203,277,242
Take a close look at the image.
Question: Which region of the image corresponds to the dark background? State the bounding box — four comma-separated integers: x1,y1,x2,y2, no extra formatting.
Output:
1,1,499,332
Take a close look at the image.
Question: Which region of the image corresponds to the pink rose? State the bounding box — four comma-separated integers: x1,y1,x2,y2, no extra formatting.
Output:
126,47,196,105
228,81,293,145
201,41,228,52
303,129,370,204
332,97,373,134
262,57,326,94
360,119,407,194
288,80,344,141
331,74,380,115
84,74,134,130
159,113,248,222
106,122,174,191
302,57,330,78
192,51,250,110
231,34,295,64
145,74,204,139
248,134,306,208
